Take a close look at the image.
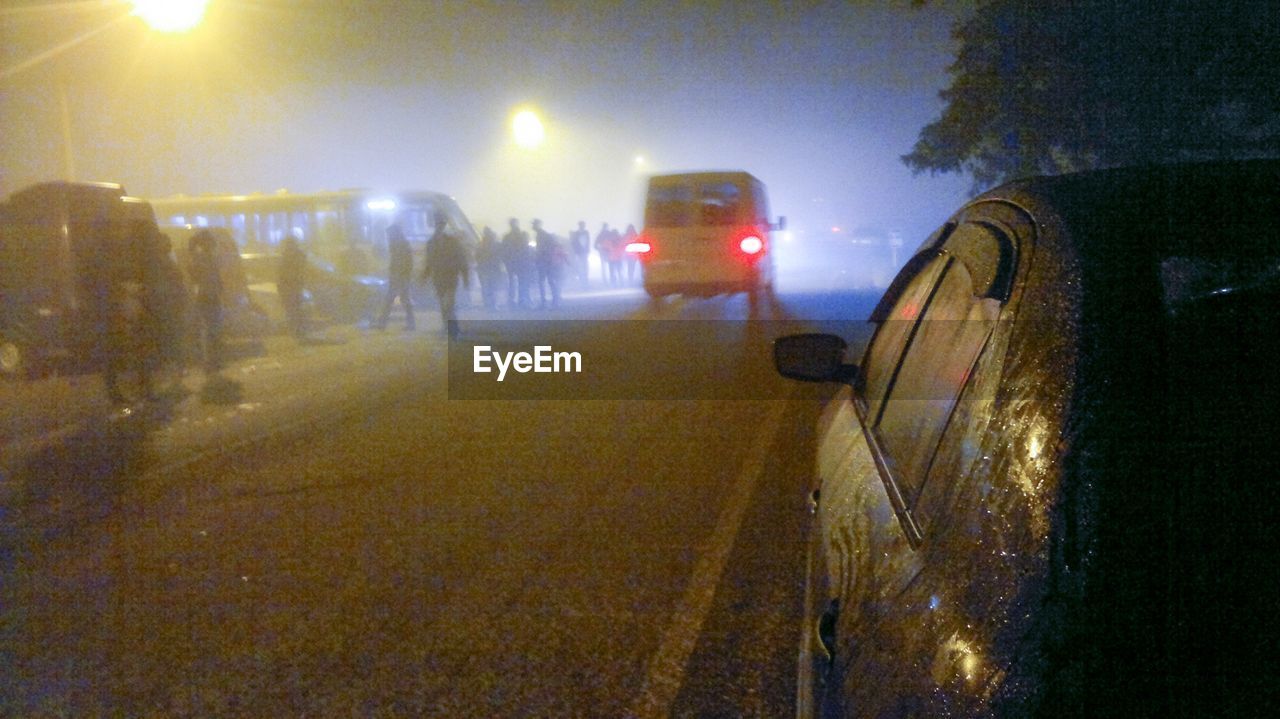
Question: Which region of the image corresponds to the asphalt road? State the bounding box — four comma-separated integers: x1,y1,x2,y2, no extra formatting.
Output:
1,285,878,717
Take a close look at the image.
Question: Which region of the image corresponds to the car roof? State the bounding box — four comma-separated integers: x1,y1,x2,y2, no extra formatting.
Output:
647,171,761,185
870,160,1280,425
987,160,1280,262
894,160,1280,327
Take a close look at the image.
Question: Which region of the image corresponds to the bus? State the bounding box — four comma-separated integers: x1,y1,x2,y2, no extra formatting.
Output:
147,188,479,275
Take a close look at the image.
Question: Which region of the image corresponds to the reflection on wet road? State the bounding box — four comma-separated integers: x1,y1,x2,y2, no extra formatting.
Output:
1,289,877,716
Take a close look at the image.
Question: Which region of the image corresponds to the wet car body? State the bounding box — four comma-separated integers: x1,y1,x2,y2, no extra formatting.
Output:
776,161,1280,717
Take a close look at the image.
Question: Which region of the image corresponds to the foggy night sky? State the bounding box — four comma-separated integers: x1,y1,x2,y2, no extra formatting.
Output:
1,0,975,244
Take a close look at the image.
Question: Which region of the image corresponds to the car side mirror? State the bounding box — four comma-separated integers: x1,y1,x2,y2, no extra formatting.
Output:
773,333,857,383
773,216,787,232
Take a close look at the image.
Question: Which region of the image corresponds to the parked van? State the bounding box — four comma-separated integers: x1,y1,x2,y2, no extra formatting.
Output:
633,171,784,307
0,181,158,377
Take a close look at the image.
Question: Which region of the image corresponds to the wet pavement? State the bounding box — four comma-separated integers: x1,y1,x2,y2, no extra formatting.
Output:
1,288,875,716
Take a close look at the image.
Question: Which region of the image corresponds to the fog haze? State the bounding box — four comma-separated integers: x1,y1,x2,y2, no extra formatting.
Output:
2,1,975,253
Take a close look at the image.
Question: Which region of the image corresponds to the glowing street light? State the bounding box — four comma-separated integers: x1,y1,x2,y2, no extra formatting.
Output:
131,0,209,33
0,1,208,180
512,108,545,150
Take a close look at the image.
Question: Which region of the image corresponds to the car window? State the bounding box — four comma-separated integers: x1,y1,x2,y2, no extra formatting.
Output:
0,198,66,300
857,222,1011,537
696,182,743,226
875,257,998,504
644,184,694,227
644,180,749,228
948,220,1016,301
860,253,948,419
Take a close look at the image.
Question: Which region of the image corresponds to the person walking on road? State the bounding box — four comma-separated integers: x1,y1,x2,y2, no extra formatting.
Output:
99,281,146,404
187,229,224,376
422,215,471,339
95,220,153,404
501,218,533,308
374,223,415,330
532,219,564,309
597,223,625,286
475,225,503,310
569,220,591,289
595,222,616,286
141,225,189,392
621,223,640,284
278,232,309,342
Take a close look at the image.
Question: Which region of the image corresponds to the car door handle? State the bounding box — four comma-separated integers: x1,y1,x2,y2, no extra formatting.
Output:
808,488,820,515
816,599,839,663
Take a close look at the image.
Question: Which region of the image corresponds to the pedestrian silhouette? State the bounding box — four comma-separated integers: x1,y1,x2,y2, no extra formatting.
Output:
596,223,624,286
621,224,639,284
374,223,415,330
97,217,155,404
569,220,591,288
278,232,309,341
476,226,504,310
594,222,613,285
187,230,223,373
532,219,565,309
422,215,471,339
501,218,533,308
140,225,189,394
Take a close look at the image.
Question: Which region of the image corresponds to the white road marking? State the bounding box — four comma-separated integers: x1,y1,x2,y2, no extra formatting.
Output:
628,400,788,718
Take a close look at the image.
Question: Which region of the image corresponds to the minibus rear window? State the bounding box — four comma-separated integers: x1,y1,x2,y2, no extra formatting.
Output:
645,184,694,227
645,181,746,227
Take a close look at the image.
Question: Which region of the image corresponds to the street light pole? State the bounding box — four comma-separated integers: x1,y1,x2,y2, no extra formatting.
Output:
58,78,76,181
0,12,131,182
1,4,207,182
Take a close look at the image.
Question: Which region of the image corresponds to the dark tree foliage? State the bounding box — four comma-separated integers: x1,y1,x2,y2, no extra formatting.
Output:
903,1,1280,192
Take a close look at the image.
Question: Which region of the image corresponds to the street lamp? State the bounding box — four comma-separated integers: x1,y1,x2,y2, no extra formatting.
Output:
512,108,545,150
0,2,210,180
130,0,209,33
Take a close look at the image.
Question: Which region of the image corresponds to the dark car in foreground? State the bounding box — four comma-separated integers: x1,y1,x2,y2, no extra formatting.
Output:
774,161,1280,717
